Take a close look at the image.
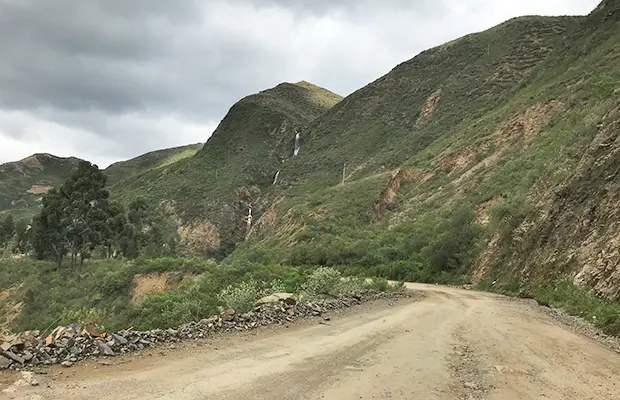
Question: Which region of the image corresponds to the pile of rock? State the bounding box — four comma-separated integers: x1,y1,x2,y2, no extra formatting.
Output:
0,290,408,370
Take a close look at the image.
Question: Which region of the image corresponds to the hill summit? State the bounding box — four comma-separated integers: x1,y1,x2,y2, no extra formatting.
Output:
111,81,343,256
0,154,82,219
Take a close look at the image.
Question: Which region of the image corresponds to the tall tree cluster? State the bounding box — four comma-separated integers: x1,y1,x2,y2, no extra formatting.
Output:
30,161,179,270
31,161,110,268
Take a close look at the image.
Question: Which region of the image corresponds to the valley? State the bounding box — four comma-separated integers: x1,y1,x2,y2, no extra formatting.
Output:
0,0,619,376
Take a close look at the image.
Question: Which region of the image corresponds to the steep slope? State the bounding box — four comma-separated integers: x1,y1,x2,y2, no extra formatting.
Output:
471,1,620,297
0,154,82,219
111,81,342,256
236,2,620,301
104,143,203,186
279,16,578,187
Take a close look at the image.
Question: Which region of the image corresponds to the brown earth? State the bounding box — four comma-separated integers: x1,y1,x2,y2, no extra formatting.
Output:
177,221,221,256
417,89,442,124
130,273,171,304
25,185,52,194
6,284,619,400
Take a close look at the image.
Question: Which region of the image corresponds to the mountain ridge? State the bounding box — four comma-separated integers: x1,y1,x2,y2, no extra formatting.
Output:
110,80,343,256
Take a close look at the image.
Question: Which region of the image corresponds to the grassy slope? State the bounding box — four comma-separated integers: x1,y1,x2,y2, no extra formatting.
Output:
279,16,577,188
0,154,82,219
104,143,204,186
242,16,577,253
111,82,343,249
0,144,204,221
236,2,620,307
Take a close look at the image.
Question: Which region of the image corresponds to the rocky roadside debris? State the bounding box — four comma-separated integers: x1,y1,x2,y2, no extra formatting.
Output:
543,306,620,354
0,290,411,371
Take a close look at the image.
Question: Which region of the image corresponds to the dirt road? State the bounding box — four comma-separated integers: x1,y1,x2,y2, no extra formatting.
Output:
5,284,620,399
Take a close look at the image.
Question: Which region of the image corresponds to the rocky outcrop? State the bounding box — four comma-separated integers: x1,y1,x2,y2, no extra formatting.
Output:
417,89,442,124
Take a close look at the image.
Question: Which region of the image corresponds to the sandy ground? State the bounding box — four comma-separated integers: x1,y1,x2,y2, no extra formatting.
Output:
3,283,620,400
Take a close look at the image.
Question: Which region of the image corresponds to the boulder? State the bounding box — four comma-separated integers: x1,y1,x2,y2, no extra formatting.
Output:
257,293,297,305
96,340,116,356
0,355,12,369
220,309,236,322
2,350,24,364
22,350,33,361
109,333,128,345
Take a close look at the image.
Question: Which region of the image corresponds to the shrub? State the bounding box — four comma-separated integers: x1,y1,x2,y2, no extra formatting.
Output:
388,280,406,292
217,279,285,313
301,267,343,298
364,277,389,292
60,307,111,330
133,280,220,330
532,279,620,336
339,276,366,293
265,279,286,294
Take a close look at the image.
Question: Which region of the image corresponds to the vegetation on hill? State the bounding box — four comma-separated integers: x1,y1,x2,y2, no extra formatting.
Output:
111,81,343,257
0,154,82,219
2,2,620,336
104,143,203,186
0,144,204,221
228,3,620,302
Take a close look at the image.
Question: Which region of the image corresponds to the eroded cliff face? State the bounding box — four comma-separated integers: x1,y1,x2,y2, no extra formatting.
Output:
472,101,620,299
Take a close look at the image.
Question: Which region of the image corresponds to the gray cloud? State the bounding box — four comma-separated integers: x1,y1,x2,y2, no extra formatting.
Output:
0,0,600,166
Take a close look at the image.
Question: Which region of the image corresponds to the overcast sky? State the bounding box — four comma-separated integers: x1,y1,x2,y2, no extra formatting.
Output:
0,0,600,167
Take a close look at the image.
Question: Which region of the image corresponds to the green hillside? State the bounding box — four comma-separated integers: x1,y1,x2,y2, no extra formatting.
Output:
3,1,620,336
111,81,343,256
229,2,620,301
0,154,82,219
0,144,205,220
104,143,204,186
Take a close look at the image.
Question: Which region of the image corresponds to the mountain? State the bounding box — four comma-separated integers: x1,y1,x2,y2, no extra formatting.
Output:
0,144,205,220
2,0,620,338
5,2,619,306
104,143,203,186
0,154,82,219
221,3,620,300
111,81,343,256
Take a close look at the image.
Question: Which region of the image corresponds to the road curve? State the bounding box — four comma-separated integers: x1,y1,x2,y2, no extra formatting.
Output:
5,284,620,400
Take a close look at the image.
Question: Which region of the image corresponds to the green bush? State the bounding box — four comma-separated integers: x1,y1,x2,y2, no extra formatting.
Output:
217,279,263,313
387,280,406,292
217,278,287,313
339,276,366,293
533,279,620,336
301,267,343,297
132,279,220,330
364,277,390,292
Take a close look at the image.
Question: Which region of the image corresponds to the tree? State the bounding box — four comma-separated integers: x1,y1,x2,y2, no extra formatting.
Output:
0,214,15,247
102,201,127,258
31,161,111,270
13,219,31,254
31,189,65,265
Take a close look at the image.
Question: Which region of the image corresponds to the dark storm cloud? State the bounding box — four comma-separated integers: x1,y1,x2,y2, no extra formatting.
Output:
0,0,601,166
0,0,203,114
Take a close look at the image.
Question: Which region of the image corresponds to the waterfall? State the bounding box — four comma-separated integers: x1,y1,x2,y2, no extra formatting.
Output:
273,170,280,185
293,133,301,156
246,203,252,230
